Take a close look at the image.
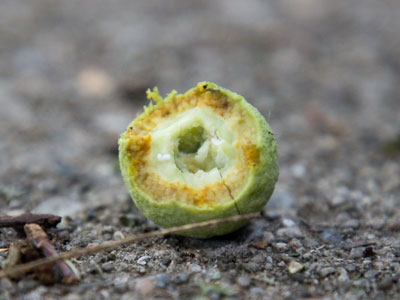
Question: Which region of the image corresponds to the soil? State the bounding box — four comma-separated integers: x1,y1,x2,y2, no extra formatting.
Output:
0,0,399,299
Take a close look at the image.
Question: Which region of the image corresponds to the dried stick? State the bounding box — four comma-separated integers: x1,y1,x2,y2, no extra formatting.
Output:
24,223,79,284
0,213,259,279
0,213,61,232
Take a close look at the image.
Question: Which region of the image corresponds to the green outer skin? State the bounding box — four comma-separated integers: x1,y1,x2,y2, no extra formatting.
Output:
119,82,279,238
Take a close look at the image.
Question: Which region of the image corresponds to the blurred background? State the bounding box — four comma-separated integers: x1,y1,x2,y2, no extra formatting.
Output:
0,0,399,220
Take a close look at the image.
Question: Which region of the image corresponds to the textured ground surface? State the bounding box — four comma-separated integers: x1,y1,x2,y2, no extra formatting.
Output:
0,0,400,299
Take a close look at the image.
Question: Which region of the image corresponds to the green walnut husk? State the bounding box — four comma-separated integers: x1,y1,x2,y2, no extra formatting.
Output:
119,82,279,238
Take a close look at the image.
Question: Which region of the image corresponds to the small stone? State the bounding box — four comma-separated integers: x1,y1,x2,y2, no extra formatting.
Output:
346,265,357,273
113,275,129,293
113,231,125,241
242,262,261,273
338,267,349,282
1,278,15,295
101,262,114,272
161,257,172,266
252,254,265,264
320,229,343,244
135,278,154,297
288,261,304,274
275,242,289,252
86,209,97,221
290,273,305,282
237,275,251,287
342,219,360,229
211,271,221,281
350,248,364,259
278,261,286,267
319,267,336,277
303,238,319,248
264,210,281,220
329,195,347,207
377,276,394,290
365,269,379,279
276,227,303,239
282,218,296,227
63,293,83,300
137,255,151,265
250,287,265,295
190,264,202,273
17,279,39,293
263,231,275,242
250,241,268,250
173,273,189,284
155,273,170,288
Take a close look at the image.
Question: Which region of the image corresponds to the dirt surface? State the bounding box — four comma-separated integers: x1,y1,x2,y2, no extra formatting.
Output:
1,0,400,299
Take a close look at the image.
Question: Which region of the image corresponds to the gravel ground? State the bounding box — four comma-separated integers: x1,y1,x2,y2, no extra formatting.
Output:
1,0,400,299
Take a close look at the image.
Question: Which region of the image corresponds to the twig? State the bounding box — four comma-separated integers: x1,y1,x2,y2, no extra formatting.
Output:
0,213,61,233
0,212,259,279
343,241,378,250
0,248,8,253
24,223,79,284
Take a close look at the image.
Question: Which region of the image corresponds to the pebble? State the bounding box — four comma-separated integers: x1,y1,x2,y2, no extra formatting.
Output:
290,273,305,282
338,267,349,282
173,273,189,284
101,262,114,272
211,271,221,281
190,264,202,273
237,275,251,287
288,261,304,274
135,278,154,297
113,231,125,240
17,280,39,293
263,231,275,242
1,278,15,295
282,218,296,227
250,287,265,295
263,210,281,220
137,255,151,265
161,257,172,266
249,254,263,265
320,229,343,244
342,219,360,229
350,248,364,259
155,273,170,288
113,275,129,293
63,293,83,300
329,195,348,207
319,267,336,277
377,275,394,290
364,269,379,279
274,242,289,252
276,227,303,238
242,262,261,273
